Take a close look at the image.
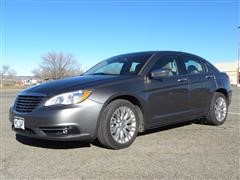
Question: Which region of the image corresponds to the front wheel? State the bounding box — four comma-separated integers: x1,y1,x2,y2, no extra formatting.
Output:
205,92,228,126
97,99,139,149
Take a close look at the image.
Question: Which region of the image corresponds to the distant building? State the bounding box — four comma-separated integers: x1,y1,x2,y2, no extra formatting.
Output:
14,76,39,87
22,79,38,86
214,61,240,86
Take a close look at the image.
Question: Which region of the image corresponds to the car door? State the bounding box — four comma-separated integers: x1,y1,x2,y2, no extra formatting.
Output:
145,54,189,127
180,55,215,116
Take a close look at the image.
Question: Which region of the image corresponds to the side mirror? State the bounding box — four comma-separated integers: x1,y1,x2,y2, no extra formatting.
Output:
150,68,171,78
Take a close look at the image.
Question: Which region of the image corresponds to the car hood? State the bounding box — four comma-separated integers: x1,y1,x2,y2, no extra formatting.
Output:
20,75,134,97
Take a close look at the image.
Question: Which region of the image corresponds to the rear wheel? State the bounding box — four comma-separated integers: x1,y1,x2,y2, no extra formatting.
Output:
205,92,228,125
97,99,139,149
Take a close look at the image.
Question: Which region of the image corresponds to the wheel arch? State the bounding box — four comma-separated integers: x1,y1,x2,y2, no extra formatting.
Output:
215,88,229,104
103,94,146,133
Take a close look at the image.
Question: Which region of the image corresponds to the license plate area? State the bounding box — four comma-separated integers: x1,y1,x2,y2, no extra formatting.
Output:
14,116,25,130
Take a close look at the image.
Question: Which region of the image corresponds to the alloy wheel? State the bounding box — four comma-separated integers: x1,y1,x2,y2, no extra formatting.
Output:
214,97,227,122
110,106,137,144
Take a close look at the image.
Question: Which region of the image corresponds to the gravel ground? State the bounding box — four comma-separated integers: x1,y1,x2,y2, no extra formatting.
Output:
0,87,239,179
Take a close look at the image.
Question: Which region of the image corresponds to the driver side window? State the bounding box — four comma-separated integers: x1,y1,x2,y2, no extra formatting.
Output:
150,55,179,76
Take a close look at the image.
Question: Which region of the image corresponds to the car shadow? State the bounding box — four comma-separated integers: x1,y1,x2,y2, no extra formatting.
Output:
16,134,91,149
139,121,193,136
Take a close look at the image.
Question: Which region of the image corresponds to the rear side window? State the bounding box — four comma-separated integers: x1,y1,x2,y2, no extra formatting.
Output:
205,61,220,73
183,56,204,74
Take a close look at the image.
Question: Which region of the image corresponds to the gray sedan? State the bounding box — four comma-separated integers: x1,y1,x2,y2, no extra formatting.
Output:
9,51,232,149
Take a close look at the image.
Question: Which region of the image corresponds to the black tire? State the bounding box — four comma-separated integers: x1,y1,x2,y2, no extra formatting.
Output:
205,92,228,126
97,99,139,149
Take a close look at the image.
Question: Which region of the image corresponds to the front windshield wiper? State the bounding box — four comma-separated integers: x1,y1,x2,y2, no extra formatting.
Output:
87,72,117,75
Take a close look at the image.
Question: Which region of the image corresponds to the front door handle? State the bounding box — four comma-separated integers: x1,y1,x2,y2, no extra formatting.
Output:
177,78,188,82
205,75,214,79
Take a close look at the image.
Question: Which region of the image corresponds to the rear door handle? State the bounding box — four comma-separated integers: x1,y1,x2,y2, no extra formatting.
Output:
205,75,214,79
177,78,188,82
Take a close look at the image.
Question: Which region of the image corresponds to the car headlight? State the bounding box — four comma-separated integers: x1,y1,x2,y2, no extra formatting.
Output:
44,90,92,106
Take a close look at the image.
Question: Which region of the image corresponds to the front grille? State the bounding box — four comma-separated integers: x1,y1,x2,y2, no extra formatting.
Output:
15,95,44,112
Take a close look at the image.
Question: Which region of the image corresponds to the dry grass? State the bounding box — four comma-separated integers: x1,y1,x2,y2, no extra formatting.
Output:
0,85,25,91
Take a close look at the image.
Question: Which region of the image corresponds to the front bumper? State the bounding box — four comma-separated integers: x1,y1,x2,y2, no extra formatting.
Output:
9,99,103,141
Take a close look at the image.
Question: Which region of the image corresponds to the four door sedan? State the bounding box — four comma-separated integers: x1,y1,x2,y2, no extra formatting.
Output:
9,51,232,149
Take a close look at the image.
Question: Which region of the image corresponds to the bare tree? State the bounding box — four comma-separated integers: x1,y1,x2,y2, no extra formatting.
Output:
32,52,83,80
8,69,17,79
2,65,10,75
0,65,17,88
1,65,17,79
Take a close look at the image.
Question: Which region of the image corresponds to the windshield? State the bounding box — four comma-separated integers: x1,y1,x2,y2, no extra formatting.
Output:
84,53,153,76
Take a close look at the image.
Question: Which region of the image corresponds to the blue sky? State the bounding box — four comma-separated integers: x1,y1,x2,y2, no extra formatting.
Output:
1,0,239,76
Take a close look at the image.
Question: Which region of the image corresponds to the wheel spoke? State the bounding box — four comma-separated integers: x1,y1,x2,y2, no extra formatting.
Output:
115,128,121,141
126,125,135,131
123,128,130,141
111,125,117,134
120,130,124,142
125,115,135,124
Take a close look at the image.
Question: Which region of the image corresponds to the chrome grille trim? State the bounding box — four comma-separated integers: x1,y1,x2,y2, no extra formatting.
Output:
15,95,44,112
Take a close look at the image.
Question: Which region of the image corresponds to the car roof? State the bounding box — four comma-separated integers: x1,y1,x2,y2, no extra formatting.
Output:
115,51,204,59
